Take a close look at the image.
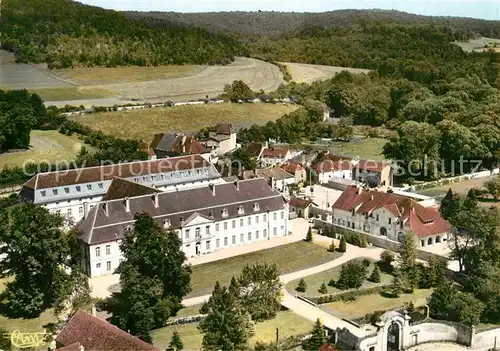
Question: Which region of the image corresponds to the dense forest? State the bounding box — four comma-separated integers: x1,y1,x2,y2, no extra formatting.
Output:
127,10,500,38
1,0,240,68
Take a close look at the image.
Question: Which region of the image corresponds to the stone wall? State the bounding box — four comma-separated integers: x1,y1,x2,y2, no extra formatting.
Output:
408,320,472,347
473,327,500,350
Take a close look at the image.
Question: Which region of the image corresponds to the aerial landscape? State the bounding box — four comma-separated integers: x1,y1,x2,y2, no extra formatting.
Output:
0,0,499,350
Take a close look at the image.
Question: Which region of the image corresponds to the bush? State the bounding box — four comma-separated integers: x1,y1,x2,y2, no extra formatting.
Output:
362,259,371,267
336,260,369,290
328,279,336,287
296,279,307,292
305,227,313,242
369,311,384,325
318,283,328,294
327,240,336,252
343,232,368,247
313,285,391,305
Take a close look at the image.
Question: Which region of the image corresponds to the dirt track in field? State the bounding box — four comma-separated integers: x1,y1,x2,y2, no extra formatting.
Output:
282,62,371,84
87,57,284,101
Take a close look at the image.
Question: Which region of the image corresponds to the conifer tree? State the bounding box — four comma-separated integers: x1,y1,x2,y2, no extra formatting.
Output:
338,236,347,253
391,270,404,298
305,226,313,242
327,239,336,252
296,279,307,292
306,319,325,351
369,266,381,283
167,331,184,351
199,280,254,351
318,282,328,294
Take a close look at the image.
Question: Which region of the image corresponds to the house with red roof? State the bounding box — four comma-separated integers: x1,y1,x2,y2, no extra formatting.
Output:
281,162,307,183
312,154,356,184
289,196,318,218
332,185,450,247
260,146,294,166
55,310,159,351
354,159,393,187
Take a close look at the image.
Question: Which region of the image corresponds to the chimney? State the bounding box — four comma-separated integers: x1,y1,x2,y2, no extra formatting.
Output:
180,215,185,226
182,135,187,154
370,194,374,201
234,180,239,190
209,183,215,196
103,202,109,216
123,197,130,212
153,193,159,208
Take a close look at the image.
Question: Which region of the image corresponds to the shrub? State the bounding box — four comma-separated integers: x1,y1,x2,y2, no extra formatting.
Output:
313,285,391,305
369,311,384,325
318,283,328,294
305,227,313,242
362,259,371,267
343,232,368,247
380,250,395,271
296,279,307,292
328,279,336,287
336,260,368,290
327,240,336,252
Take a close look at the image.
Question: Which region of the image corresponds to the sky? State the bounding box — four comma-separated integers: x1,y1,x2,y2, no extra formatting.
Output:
77,0,500,20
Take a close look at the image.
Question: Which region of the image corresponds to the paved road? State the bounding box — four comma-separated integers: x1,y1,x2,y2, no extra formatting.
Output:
182,237,384,338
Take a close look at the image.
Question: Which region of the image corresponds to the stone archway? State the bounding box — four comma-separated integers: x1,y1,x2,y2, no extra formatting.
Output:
387,321,401,351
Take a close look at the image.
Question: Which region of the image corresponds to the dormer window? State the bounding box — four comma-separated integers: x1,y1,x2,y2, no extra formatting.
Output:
134,177,139,183
76,186,81,192
98,182,104,189
151,176,155,181
163,219,171,228
64,187,70,194
125,225,133,232
238,206,244,214
222,208,228,217
40,190,46,197
197,169,201,175
161,174,165,180
87,184,92,190
142,176,147,182
53,189,58,195
253,203,260,212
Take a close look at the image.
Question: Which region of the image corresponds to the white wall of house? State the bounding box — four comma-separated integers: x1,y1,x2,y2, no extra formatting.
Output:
86,207,289,277
318,169,353,184
332,207,448,246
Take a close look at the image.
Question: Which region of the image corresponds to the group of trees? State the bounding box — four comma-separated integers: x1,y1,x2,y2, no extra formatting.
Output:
0,90,47,152
3,0,240,67
421,193,500,326
199,263,283,350
0,203,90,318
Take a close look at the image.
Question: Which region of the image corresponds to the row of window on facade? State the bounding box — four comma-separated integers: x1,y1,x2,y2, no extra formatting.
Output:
41,182,105,197
185,227,284,249
96,258,123,272
95,244,113,257
132,169,209,183
53,204,95,217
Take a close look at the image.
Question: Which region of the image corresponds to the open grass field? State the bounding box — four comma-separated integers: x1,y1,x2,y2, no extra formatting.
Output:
71,103,299,141
454,37,500,52
286,260,393,298
189,241,341,297
52,65,203,86
28,87,115,101
151,310,312,350
0,130,83,169
322,288,433,319
330,137,387,161
281,62,371,84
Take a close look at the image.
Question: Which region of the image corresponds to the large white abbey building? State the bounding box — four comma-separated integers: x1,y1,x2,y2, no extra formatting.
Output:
76,178,289,277
20,155,224,225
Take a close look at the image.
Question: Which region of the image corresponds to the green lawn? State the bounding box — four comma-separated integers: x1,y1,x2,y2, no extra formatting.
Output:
190,241,341,297
329,137,387,161
176,304,204,318
0,130,83,169
151,310,313,350
70,103,299,142
323,288,433,319
28,87,115,101
286,260,392,298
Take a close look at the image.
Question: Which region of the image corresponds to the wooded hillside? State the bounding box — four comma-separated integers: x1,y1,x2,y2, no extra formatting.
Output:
1,0,241,68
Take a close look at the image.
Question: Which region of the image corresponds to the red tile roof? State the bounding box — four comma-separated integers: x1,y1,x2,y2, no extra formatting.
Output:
313,159,353,173
289,197,316,208
56,310,159,351
55,342,81,351
281,162,304,173
262,147,290,158
357,159,390,173
332,186,450,238
215,123,233,135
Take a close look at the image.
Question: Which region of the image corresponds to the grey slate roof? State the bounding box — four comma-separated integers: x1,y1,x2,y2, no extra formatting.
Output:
77,178,285,245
